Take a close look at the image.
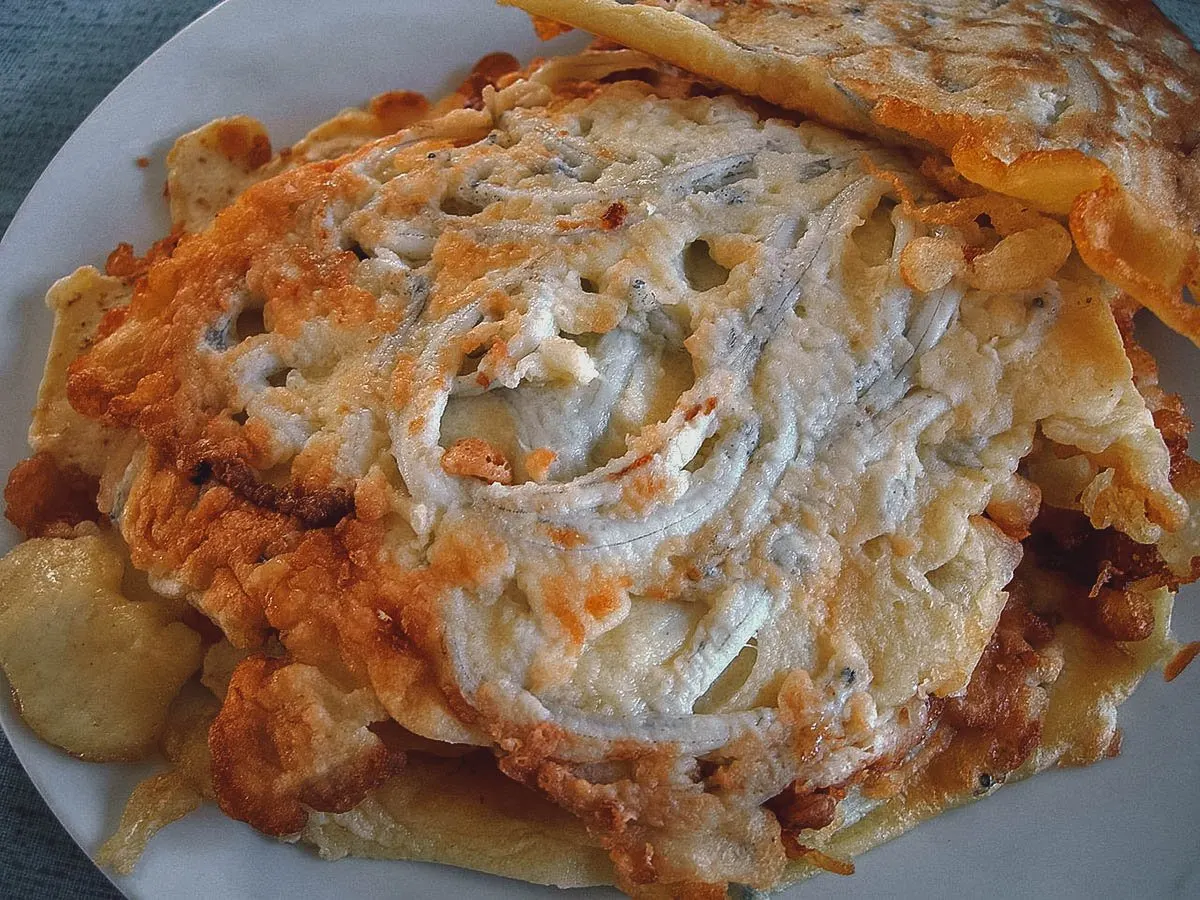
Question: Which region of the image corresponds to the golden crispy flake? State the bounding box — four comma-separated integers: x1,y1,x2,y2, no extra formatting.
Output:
441,437,514,484
209,657,395,835
97,771,204,876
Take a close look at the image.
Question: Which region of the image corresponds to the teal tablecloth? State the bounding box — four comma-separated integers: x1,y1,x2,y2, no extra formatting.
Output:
1,1,1198,898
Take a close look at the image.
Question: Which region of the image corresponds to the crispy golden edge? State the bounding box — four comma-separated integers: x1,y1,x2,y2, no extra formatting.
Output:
165,54,523,235
4,452,100,538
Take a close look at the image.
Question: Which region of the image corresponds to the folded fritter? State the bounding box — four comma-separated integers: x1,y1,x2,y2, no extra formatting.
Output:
4,44,1199,898
502,0,1200,345
44,49,1194,894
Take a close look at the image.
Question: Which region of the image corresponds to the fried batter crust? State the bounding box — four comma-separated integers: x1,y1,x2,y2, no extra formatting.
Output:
209,657,397,835
67,55,531,528
68,159,383,508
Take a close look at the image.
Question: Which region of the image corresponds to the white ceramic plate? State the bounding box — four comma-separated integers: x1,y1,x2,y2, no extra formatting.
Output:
1,2,1198,897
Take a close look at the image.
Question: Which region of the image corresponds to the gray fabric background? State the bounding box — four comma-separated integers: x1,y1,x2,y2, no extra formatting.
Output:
0,1,1197,897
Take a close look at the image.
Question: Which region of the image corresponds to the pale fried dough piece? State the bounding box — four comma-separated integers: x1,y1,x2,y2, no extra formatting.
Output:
301,751,614,888
4,266,137,536
0,534,202,761
503,0,1200,344
165,116,274,234
201,638,256,699
29,266,132,475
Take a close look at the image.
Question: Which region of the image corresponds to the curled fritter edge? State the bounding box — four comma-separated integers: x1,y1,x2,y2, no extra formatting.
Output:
97,684,218,875
778,585,1178,886
500,0,1200,347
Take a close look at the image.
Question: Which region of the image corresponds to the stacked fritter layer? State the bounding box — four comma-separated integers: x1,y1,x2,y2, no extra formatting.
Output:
504,0,1200,344
1,43,1197,899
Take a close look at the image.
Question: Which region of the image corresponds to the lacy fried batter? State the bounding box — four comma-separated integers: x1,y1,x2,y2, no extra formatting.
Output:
1,43,1199,900
503,0,1200,345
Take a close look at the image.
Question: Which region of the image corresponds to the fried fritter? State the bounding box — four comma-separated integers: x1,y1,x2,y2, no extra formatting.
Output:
3,44,1198,897
56,51,1193,892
